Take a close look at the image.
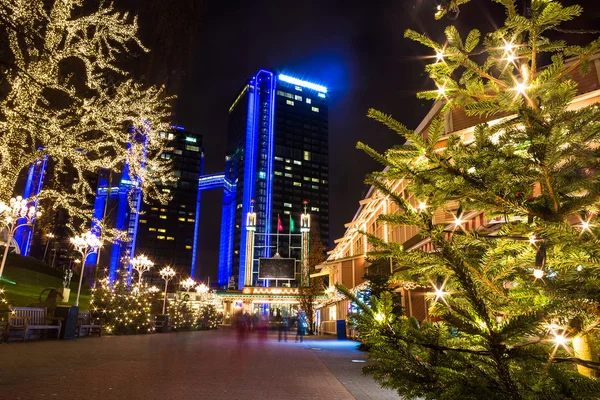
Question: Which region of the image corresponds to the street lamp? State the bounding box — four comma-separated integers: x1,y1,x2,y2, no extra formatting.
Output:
70,231,102,307
131,255,154,285
181,277,196,292
43,232,55,262
159,266,176,314
0,196,41,279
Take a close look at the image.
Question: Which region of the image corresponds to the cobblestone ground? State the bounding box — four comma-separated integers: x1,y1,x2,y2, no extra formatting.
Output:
0,329,399,400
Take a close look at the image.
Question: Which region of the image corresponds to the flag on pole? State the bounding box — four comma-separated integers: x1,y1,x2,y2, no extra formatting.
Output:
277,214,283,232
289,215,295,233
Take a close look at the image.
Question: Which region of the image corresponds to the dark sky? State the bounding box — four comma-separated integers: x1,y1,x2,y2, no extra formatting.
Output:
124,0,600,282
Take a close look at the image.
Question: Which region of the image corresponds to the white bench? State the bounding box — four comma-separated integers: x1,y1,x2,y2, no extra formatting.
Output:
5,306,62,341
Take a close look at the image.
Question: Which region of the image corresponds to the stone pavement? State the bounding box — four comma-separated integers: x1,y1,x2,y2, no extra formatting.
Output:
303,336,400,400
0,329,400,400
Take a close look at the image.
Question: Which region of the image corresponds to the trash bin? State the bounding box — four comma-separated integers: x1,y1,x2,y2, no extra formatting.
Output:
154,314,169,333
55,305,79,339
336,319,347,340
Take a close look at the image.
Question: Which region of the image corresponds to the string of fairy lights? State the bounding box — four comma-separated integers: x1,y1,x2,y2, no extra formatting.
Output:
0,0,175,235
88,259,221,334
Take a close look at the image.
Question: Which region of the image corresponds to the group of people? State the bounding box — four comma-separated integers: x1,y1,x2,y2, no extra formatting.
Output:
233,309,309,342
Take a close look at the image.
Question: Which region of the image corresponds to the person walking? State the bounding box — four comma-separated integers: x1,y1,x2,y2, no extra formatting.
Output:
278,314,288,342
296,310,307,343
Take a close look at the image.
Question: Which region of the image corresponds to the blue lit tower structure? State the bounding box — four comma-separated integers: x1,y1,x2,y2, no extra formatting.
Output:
91,128,204,281
221,70,329,288
13,155,47,255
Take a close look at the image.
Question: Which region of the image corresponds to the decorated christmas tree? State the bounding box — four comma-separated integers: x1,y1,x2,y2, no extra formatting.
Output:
90,278,160,335
168,296,196,331
342,1,600,398
197,303,220,330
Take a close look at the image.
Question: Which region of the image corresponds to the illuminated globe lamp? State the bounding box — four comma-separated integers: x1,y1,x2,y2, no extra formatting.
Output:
196,283,209,294
131,254,154,285
70,231,102,307
159,266,177,314
0,196,41,279
181,277,196,292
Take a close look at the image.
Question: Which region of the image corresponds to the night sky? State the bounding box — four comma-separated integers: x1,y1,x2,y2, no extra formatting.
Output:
124,0,600,282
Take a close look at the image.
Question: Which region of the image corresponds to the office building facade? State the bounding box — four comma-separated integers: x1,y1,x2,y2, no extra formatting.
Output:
218,70,329,287
93,127,204,281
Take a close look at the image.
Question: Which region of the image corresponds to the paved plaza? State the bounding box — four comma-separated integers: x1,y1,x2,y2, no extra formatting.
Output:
0,329,399,400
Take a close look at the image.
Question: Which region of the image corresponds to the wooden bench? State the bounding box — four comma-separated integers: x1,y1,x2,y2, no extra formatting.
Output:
5,307,62,342
77,311,102,337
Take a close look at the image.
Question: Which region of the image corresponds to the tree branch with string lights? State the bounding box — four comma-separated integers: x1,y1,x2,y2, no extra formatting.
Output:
342,0,600,398
0,0,175,228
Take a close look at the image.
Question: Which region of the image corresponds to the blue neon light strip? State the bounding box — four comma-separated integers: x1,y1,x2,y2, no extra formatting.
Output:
278,74,327,93
190,153,205,278
238,77,258,288
264,72,276,259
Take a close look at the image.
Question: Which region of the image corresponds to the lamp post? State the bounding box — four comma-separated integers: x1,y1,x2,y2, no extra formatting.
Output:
159,266,176,314
181,277,196,292
131,255,154,285
70,231,102,307
0,196,41,279
43,233,55,262
195,283,209,301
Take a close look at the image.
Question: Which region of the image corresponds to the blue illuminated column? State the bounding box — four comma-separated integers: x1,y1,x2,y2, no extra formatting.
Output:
88,170,110,267
217,180,236,286
15,156,47,255
190,152,205,279
238,70,276,289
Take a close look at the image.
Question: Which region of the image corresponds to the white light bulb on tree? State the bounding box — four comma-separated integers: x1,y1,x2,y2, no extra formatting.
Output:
70,231,102,307
159,266,176,314
131,255,154,285
0,196,41,279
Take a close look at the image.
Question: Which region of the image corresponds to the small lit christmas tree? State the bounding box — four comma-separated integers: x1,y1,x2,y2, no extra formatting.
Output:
168,297,195,331
197,303,220,330
344,1,600,398
90,279,160,335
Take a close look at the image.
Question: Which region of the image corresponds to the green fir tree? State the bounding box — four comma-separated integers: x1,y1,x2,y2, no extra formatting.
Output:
343,1,600,399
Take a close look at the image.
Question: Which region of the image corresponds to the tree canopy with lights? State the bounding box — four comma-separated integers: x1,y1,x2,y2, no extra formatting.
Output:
0,0,175,225
344,0,600,398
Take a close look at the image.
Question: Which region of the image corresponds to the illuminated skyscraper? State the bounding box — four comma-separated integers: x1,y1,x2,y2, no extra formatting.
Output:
219,70,329,288
92,128,204,281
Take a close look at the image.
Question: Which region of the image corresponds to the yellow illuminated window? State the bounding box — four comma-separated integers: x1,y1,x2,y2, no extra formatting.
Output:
329,305,337,320
158,229,166,233
150,207,158,211
185,245,192,249
293,182,301,187
149,228,157,232
178,217,185,222
166,236,175,241
311,106,319,112
139,219,147,223
157,235,165,240
159,215,167,219
160,208,167,212
303,151,311,161
187,219,195,223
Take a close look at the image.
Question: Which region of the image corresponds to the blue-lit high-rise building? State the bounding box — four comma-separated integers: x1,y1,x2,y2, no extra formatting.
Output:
218,70,329,288
92,128,204,281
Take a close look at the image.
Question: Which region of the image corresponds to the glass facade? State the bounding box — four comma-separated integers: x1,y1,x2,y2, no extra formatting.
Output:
220,70,329,288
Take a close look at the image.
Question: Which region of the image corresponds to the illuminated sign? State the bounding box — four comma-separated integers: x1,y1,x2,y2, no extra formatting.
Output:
278,74,327,93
